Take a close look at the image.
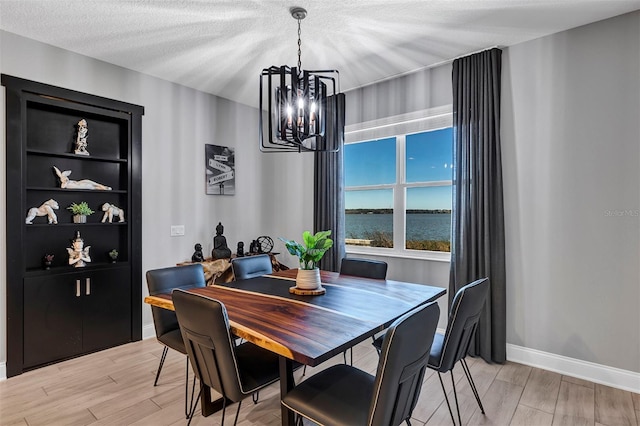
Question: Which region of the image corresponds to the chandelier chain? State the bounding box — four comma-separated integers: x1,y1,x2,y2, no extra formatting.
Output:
297,18,302,70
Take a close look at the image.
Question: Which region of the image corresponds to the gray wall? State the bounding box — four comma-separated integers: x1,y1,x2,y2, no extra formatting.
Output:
502,12,640,372
0,30,315,369
1,9,639,377
344,11,640,375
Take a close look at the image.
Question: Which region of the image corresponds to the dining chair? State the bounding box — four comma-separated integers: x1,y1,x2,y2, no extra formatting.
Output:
340,257,388,365
231,254,273,280
282,301,440,426
172,289,290,426
146,264,206,418
340,257,388,280
427,277,490,426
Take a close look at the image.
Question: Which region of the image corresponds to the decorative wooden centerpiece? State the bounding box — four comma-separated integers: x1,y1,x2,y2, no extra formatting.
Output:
280,230,333,295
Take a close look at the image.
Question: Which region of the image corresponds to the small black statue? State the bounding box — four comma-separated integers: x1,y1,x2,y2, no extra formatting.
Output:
212,222,232,259
192,243,204,262
236,241,244,257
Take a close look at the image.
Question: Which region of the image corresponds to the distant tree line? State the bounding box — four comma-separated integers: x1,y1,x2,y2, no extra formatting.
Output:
346,209,451,214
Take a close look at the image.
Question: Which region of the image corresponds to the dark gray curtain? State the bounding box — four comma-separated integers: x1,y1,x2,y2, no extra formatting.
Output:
314,93,346,272
450,48,506,363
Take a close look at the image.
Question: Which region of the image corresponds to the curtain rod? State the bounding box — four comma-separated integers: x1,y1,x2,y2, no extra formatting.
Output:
344,45,502,93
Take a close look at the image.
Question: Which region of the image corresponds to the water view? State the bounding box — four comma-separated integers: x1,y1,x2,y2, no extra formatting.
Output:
345,211,451,251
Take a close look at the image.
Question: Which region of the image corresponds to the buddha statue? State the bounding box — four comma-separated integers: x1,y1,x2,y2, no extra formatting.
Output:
212,222,232,259
192,243,204,262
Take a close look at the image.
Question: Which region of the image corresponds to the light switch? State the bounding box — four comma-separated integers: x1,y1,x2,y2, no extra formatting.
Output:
170,225,185,236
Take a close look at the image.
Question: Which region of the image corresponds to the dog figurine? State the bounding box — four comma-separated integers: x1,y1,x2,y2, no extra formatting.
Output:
101,203,125,223
26,199,59,224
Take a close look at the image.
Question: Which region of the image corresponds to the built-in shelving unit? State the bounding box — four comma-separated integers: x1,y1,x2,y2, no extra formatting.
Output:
2,74,144,377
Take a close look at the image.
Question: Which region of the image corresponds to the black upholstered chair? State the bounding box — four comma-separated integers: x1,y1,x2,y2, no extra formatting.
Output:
340,257,388,365
427,277,490,426
282,301,440,426
146,264,206,418
231,254,273,280
172,289,285,426
340,257,388,280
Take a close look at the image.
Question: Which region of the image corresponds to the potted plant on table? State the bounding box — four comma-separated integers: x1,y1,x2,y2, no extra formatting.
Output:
67,201,94,223
280,230,333,290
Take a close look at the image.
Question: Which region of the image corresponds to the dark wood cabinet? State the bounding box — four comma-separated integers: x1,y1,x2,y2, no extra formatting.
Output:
2,75,143,377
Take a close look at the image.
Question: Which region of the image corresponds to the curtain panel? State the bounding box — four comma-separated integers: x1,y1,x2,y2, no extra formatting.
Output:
314,93,346,272
451,48,506,363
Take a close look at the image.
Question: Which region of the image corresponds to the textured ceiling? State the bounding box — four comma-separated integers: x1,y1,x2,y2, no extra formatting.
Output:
1,0,639,108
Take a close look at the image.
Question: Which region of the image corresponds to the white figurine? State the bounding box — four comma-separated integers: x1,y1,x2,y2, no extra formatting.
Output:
67,231,91,268
53,166,112,190
101,203,125,223
25,199,59,224
74,119,89,155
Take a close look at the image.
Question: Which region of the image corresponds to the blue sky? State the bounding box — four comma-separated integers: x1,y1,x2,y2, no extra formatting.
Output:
345,128,453,210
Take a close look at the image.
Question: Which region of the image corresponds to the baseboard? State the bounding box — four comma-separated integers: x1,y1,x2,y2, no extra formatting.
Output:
507,344,640,393
142,323,156,340
0,361,6,381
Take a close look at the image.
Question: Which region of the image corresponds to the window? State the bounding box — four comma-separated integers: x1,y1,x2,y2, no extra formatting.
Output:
344,127,453,258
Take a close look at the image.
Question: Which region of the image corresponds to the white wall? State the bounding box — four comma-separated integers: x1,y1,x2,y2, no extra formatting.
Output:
502,12,640,373
0,30,314,370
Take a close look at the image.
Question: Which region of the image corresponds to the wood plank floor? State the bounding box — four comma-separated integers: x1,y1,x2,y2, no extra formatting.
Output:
1,338,638,425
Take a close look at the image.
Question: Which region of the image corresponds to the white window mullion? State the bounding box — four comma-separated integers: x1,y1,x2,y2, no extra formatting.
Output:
394,135,406,251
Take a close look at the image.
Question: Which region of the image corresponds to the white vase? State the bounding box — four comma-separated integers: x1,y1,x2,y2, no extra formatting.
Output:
73,214,87,223
296,268,321,290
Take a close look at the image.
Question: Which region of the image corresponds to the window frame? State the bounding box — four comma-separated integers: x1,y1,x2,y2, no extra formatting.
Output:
344,107,453,262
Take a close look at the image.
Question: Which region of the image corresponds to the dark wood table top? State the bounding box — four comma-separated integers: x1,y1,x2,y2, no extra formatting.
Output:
144,269,446,367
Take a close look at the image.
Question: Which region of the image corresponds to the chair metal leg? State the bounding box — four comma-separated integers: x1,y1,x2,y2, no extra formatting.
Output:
437,372,457,425
185,357,198,419
154,346,168,386
450,370,463,426
232,400,242,425
461,358,485,414
186,386,203,426
302,365,307,377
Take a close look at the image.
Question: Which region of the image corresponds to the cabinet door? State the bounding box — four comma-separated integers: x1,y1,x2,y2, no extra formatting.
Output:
24,274,83,368
82,267,132,353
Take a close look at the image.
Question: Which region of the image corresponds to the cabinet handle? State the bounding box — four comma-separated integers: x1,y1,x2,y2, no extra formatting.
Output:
76,279,81,297
86,278,91,295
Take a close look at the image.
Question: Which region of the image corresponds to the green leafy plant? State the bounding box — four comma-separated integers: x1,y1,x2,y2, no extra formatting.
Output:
280,230,333,270
109,249,118,259
67,201,94,216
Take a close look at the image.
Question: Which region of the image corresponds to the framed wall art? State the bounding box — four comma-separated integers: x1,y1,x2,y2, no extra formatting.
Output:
205,144,235,195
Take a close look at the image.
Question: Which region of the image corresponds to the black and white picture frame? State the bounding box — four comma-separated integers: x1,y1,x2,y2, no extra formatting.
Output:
205,144,235,195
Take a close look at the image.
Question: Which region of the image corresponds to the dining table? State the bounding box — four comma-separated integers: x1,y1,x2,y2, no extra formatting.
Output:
144,268,446,425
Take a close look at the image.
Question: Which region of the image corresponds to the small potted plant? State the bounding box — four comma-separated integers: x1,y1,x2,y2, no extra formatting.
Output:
108,249,119,263
67,202,94,223
43,254,54,269
280,230,333,290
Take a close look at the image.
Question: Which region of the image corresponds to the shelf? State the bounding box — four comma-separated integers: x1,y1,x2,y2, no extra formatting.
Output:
26,222,128,228
25,262,129,277
3,74,143,377
26,187,127,194
27,149,127,163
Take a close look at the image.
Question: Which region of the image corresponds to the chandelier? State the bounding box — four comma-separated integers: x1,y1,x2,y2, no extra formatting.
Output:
259,7,342,153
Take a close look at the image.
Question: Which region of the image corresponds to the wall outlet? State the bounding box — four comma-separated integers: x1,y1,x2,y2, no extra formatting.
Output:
170,225,185,236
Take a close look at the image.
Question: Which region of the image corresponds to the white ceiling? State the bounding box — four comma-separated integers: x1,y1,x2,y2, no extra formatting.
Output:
1,0,639,108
